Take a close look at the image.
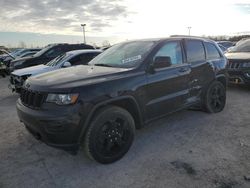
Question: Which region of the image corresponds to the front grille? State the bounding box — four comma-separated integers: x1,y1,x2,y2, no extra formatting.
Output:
227,62,242,69
20,88,46,109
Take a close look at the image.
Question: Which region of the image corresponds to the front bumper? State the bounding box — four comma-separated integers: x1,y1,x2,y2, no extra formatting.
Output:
228,69,250,85
16,99,84,152
9,74,26,93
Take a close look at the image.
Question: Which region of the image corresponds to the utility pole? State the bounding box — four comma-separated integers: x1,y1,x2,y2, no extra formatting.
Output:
81,24,86,43
187,26,192,36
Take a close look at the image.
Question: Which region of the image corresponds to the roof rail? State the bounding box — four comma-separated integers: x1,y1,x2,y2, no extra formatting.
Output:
170,35,203,38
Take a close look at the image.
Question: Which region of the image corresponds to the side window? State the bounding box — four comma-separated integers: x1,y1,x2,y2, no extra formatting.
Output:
69,55,82,65
154,41,183,65
45,47,63,58
69,53,100,65
186,40,205,63
205,42,221,60
81,53,99,64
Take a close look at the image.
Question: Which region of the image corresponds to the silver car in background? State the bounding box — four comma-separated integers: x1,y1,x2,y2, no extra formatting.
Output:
9,49,102,92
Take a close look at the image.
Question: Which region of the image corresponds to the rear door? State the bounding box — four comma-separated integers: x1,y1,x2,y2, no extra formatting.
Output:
145,40,191,121
184,39,212,103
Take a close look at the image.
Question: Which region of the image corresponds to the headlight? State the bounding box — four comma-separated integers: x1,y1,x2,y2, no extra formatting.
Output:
242,62,250,68
22,74,32,80
14,60,25,67
46,93,79,105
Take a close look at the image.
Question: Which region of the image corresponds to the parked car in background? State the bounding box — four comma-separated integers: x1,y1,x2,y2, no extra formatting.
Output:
218,44,227,53
17,36,228,164
8,43,94,73
235,37,250,46
225,38,250,85
0,49,15,61
2,48,41,68
217,41,235,49
16,51,38,59
12,48,41,58
9,49,102,92
0,61,7,77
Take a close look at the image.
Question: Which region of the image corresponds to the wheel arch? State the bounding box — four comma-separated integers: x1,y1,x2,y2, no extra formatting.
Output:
78,96,143,143
216,74,227,88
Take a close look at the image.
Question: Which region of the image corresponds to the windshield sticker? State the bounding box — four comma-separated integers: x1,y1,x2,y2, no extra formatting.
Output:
122,55,142,64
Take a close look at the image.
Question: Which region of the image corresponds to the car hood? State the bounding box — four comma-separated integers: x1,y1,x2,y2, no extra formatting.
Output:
12,56,34,63
27,65,131,91
12,64,54,77
225,52,250,60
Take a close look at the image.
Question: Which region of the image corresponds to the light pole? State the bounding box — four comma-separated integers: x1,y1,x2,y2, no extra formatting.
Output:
81,24,86,43
187,26,192,36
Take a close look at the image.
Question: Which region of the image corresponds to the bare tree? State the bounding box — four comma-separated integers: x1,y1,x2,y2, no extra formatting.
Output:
18,41,27,48
102,40,111,47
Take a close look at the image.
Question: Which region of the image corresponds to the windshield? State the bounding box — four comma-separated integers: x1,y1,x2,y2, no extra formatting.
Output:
229,39,250,53
89,41,156,68
46,53,70,66
33,45,53,57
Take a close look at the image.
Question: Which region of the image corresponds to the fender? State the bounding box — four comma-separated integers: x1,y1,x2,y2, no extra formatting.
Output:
77,95,143,143
216,73,228,87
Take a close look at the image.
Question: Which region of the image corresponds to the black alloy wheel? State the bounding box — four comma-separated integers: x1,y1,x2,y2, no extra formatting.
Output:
84,106,135,164
204,81,226,113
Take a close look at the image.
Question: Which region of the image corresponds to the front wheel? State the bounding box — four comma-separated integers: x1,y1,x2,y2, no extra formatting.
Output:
84,106,135,164
203,81,226,113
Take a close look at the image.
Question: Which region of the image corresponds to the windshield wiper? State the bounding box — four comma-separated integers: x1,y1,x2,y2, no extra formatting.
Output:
94,63,113,67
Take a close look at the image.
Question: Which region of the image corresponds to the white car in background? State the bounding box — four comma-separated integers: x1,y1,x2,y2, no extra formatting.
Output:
9,49,102,92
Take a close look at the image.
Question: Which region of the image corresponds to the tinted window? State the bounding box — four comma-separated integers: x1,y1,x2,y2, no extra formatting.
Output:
81,53,99,64
186,40,205,63
70,53,100,65
69,55,81,65
205,42,221,60
154,41,183,65
45,47,63,58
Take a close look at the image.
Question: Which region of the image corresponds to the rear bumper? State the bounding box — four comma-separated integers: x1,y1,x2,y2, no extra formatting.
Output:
228,69,250,85
16,99,84,152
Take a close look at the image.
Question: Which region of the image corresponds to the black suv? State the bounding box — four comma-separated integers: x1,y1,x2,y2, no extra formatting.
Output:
225,39,250,85
9,43,94,72
16,37,228,164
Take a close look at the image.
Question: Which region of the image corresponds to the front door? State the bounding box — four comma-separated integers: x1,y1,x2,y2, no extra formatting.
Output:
145,40,191,121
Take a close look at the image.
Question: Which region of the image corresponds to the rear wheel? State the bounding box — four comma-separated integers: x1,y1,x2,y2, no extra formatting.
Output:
203,81,226,113
84,106,135,164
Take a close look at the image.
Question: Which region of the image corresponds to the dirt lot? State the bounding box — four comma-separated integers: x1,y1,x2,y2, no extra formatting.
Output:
0,76,250,188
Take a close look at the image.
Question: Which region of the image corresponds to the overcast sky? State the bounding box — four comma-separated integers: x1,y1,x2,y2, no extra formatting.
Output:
0,0,249,47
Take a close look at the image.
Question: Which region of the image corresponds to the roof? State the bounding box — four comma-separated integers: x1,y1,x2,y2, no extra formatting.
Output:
66,49,103,56
118,36,217,44
170,35,216,42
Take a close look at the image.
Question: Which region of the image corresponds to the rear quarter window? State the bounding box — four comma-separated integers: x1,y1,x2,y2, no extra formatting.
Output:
185,40,205,63
205,42,221,60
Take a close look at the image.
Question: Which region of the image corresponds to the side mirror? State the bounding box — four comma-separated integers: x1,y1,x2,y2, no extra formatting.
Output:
62,61,71,67
153,56,172,69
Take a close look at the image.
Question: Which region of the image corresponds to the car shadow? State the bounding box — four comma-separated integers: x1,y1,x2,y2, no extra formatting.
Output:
228,84,250,91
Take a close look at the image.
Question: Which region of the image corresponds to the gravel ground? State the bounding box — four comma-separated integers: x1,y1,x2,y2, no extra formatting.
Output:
0,76,250,188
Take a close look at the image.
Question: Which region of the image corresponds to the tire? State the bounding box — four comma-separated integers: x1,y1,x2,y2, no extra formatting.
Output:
84,106,135,164
203,81,226,113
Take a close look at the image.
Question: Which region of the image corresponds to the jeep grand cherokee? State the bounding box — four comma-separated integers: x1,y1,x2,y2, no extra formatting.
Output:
225,38,250,85
16,37,228,164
